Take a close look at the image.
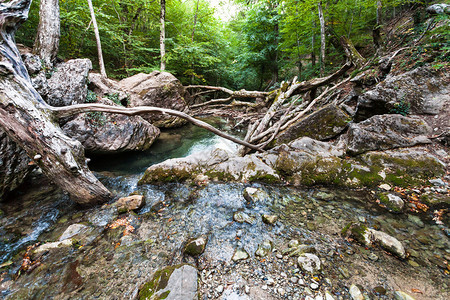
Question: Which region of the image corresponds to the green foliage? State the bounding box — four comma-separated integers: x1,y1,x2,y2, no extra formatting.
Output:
86,90,97,103
390,100,410,116
86,112,106,127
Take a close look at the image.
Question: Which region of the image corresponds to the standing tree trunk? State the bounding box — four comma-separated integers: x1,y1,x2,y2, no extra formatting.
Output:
192,0,200,42
318,1,326,76
33,0,60,66
160,0,166,70
0,0,111,206
376,0,382,26
87,0,107,78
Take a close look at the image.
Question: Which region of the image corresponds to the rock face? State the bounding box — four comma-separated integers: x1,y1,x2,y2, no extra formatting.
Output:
46,59,92,107
274,104,349,146
118,71,190,128
62,99,160,153
138,264,198,300
426,4,450,14
0,130,33,201
346,115,431,155
354,67,450,121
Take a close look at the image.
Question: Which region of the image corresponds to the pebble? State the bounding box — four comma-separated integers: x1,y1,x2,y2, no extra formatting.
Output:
267,277,275,286
298,278,305,286
379,184,392,191
278,288,285,296
289,239,300,248
245,285,250,294
349,284,364,300
310,283,319,290
262,285,268,290
368,253,378,261
290,276,299,284
276,254,283,259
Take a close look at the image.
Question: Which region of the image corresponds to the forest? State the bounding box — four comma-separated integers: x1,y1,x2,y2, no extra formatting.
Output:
16,0,433,90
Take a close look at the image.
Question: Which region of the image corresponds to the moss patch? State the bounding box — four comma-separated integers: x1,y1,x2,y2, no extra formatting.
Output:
138,265,179,300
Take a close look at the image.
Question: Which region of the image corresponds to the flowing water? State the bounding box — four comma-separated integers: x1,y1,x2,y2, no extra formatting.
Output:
0,118,448,299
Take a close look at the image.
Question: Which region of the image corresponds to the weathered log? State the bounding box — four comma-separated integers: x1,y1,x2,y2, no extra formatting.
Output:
340,36,366,68
1,0,111,205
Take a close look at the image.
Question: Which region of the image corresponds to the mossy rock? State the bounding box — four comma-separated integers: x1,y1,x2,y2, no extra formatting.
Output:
139,266,176,300
341,222,370,245
139,167,194,185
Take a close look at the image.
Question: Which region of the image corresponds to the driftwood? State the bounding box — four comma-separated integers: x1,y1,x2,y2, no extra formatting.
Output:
238,63,353,155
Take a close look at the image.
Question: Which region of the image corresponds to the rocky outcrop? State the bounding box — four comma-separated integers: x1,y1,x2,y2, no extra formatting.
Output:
0,130,33,201
62,99,160,153
45,59,92,107
88,73,129,104
346,115,432,155
354,67,450,121
274,104,349,146
118,71,190,128
426,4,450,15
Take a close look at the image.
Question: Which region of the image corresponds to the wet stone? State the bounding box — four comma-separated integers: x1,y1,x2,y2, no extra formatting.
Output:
115,195,145,214
262,214,278,225
394,291,416,300
298,253,321,274
232,249,249,261
255,240,273,257
233,211,256,224
349,284,364,300
184,236,207,256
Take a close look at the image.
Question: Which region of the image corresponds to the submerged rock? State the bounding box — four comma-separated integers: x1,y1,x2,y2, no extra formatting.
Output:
349,284,364,300
262,214,278,225
233,211,256,224
138,264,198,300
232,249,249,261
58,224,88,241
184,236,207,256
394,291,416,300
346,114,431,155
378,193,404,212
255,240,273,257
115,195,145,213
34,239,74,253
118,71,190,128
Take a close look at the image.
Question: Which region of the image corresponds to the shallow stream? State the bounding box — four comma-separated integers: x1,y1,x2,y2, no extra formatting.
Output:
0,118,448,299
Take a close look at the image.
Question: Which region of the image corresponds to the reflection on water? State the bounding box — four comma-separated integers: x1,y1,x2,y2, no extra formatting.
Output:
88,117,243,175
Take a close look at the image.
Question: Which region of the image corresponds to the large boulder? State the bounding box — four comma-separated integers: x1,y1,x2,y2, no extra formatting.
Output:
62,98,160,154
88,73,129,104
274,104,349,146
346,114,432,155
45,59,92,107
426,4,450,15
118,71,190,128
0,130,33,201
354,67,450,121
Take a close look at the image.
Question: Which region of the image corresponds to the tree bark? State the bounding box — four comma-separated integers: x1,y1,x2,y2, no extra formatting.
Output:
0,0,111,206
318,1,326,75
376,0,382,26
339,36,366,68
87,0,107,78
33,0,60,66
192,0,200,42
160,0,166,70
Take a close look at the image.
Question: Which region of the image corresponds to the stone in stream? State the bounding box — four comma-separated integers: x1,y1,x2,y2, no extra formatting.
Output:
233,211,256,224
58,224,88,241
377,193,404,212
115,195,145,214
349,284,364,300
255,240,273,257
243,187,270,204
394,291,417,300
138,264,198,300
184,236,207,256
297,253,321,274
232,249,249,261
262,214,278,225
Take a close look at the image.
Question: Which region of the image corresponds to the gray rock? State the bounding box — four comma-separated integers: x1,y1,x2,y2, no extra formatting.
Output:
297,253,321,274
34,239,73,253
243,187,270,203
233,211,256,224
378,193,404,212
255,240,273,257
138,264,198,300
22,53,42,75
370,229,406,259
62,98,160,153
115,195,145,213
262,214,278,225
88,73,129,102
346,115,431,155
31,72,49,97
275,104,350,145
118,71,190,128
426,4,450,14
0,130,33,201
355,67,450,121
232,249,249,261
58,224,88,241
46,59,92,106
349,284,363,300
394,291,416,300
429,178,446,187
